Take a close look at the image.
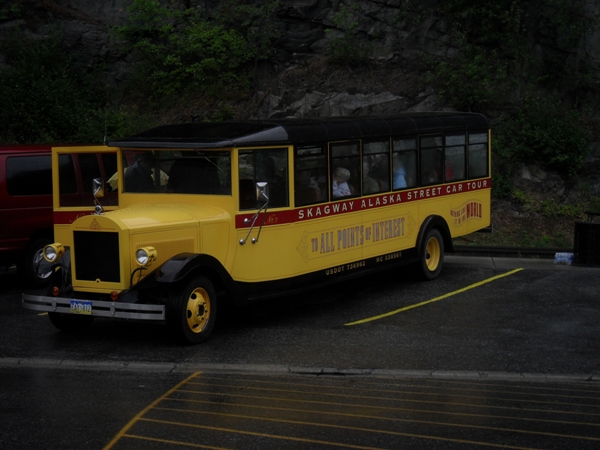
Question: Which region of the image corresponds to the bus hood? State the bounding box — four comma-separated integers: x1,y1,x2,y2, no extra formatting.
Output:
72,203,228,232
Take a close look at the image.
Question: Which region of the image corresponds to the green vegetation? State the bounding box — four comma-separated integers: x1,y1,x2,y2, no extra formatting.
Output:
0,0,279,144
0,0,597,195
0,2,20,21
113,0,251,102
325,3,373,65
429,0,597,197
0,33,135,145
112,0,279,105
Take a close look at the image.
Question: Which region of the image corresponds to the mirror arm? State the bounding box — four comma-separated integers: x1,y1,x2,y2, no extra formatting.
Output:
92,178,105,215
239,201,269,245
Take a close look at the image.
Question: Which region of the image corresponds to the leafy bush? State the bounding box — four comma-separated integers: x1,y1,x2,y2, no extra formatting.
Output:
431,48,514,111
325,2,373,66
0,33,110,144
493,98,591,179
113,0,279,103
0,2,20,20
429,1,596,197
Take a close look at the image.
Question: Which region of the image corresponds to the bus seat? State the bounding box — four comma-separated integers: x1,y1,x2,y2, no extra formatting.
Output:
295,186,321,206
167,158,221,194
239,179,256,209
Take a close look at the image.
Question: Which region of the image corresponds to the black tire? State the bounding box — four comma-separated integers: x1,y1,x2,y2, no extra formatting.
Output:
417,228,444,281
19,237,53,288
48,312,95,333
166,276,217,345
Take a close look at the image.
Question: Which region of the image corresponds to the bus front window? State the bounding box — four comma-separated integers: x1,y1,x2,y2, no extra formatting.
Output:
121,150,231,194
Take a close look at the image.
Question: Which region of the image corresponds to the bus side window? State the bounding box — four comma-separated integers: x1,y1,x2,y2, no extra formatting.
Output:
445,134,466,182
363,141,389,194
239,148,289,209
419,136,443,186
392,138,417,190
330,141,359,199
294,145,328,206
468,133,489,178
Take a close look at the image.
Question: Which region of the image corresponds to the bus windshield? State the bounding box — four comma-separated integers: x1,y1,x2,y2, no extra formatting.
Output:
119,149,231,194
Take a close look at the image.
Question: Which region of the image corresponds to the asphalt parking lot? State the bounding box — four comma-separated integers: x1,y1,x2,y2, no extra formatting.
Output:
1,255,599,449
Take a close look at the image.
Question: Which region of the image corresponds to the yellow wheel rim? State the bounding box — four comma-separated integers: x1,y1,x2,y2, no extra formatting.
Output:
186,287,210,334
425,236,441,272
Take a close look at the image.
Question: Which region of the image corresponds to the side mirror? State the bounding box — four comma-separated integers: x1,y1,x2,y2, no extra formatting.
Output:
93,178,105,198
256,181,269,205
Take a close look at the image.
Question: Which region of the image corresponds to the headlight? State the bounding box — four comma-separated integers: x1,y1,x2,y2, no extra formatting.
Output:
136,247,157,267
43,243,65,262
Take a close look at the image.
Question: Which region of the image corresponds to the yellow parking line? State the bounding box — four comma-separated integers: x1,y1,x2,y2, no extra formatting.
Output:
345,268,523,326
103,372,201,450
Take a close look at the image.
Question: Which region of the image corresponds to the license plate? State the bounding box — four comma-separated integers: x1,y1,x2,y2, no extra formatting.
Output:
70,300,92,315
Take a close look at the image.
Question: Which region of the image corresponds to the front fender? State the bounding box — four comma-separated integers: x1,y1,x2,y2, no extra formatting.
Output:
155,253,246,304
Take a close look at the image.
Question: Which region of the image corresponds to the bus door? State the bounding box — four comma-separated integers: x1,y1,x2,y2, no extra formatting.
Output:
53,146,120,244
233,147,294,282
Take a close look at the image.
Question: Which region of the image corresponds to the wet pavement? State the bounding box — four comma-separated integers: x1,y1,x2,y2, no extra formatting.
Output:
1,255,599,449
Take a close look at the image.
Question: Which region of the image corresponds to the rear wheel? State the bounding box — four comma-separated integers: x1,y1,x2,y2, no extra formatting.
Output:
417,228,444,280
48,313,95,332
166,276,217,345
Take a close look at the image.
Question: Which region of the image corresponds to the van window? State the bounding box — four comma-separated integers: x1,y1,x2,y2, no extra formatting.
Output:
6,155,52,196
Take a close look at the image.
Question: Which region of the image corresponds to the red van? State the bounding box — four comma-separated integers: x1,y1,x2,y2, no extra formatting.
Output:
0,145,54,287
1,145,121,287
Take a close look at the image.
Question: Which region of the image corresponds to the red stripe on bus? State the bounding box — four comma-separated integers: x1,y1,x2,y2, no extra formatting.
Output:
235,178,491,228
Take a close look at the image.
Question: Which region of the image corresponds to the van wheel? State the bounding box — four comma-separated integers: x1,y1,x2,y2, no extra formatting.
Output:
48,312,95,332
166,276,217,345
417,228,444,281
19,237,53,288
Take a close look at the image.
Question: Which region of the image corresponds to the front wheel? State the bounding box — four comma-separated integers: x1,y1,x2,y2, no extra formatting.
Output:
166,276,217,345
417,228,444,281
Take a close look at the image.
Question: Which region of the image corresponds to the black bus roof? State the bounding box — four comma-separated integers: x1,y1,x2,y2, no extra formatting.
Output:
110,113,489,149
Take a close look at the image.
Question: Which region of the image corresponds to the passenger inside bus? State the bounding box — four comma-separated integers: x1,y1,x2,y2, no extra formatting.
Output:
295,170,321,205
392,155,407,189
166,157,221,194
258,156,286,207
332,167,352,198
123,153,156,192
368,155,389,191
362,161,379,194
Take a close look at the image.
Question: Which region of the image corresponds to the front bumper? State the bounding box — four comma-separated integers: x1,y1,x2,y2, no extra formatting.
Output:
22,293,165,321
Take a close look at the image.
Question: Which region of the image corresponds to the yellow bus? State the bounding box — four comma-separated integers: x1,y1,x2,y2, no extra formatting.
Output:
22,113,491,344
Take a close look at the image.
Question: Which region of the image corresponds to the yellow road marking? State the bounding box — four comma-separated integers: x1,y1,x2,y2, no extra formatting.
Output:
345,268,523,326
103,372,201,450
139,415,536,449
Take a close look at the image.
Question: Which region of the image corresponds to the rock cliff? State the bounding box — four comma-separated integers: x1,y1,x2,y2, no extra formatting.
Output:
2,0,599,228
